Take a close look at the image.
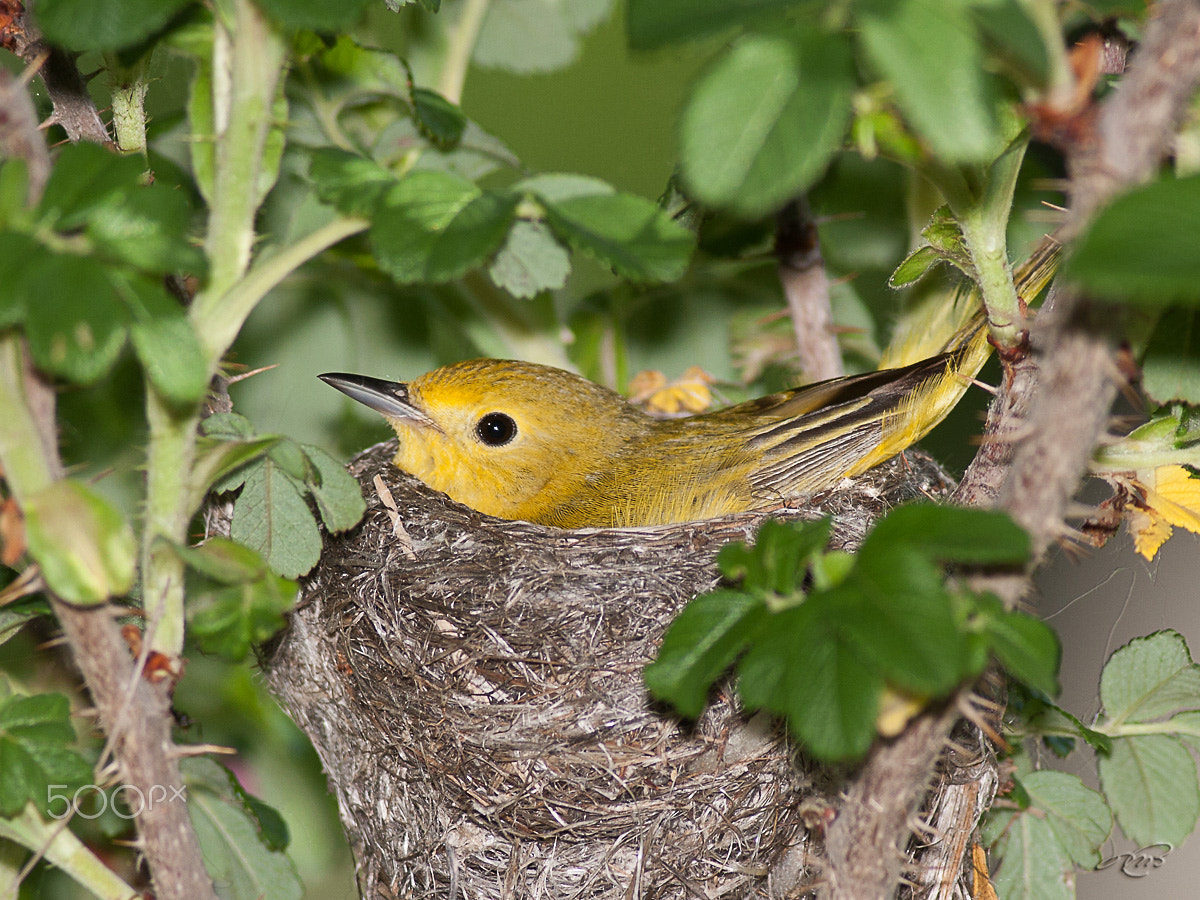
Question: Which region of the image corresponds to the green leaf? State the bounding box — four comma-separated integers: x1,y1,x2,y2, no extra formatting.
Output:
23,480,136,605
187,53,216,204
679,29,854,217
518,173,615,203
267,439,314,483
740,605,882,761
411,88,467,149
983,608,1061,696
488,220,572,298
0,232,42,328
717,518,831,597
969,0,1050,87
22,256,128,385
644,589,765,717
230,463,323,579
1100,630,1200,726
300,444,366,534
191,436,279,509
254,0,374,31
34,0,192,53
188,569,298,661
37,142,143,225
1099,735,1200,848
0,693,92,818
308,149,394,216
1142,307,1200,405
541,192,694,281
626,0,800,49
125,280,208,405
201,412,256,441
371,172,519,283
1021,771,1112,868
176,537,267,585
182,758,303,900
76,169,202,274
1065,175,1200,305
888,245,944,288
986,804,1075,900
474,0,610,74
858,0,1003,162
861,504,1030,567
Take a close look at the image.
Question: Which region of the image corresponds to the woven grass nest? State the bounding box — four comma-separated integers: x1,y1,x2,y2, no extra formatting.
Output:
264,440,971,899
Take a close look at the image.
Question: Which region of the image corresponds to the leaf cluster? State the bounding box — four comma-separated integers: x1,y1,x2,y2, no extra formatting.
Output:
645,505,1057,761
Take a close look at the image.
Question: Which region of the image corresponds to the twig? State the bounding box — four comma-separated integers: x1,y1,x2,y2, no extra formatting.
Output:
776,198,844,381
0,44,217,900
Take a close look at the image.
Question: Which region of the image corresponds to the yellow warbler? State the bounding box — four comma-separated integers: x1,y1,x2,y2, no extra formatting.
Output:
322,244,1059,529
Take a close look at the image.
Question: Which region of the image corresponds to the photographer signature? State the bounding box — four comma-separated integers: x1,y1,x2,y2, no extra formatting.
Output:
1095,843,1172,877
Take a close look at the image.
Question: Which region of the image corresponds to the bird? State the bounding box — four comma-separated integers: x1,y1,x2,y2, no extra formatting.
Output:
322,244,1059,529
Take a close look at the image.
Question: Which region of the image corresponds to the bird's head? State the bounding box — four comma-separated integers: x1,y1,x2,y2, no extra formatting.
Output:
320,359,644,522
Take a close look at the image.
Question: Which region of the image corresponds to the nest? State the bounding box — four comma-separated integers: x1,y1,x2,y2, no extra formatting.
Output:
263,441,962,899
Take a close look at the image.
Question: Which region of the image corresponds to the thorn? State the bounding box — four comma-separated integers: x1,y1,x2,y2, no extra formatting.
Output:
168,743,237,758
226,363,279,385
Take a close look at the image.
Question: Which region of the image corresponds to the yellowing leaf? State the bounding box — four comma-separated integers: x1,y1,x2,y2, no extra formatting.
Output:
1128,465,1200,560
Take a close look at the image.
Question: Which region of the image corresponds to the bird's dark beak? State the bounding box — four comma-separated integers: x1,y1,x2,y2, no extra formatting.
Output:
319,373,435,426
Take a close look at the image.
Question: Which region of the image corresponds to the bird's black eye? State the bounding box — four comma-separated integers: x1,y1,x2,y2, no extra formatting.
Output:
475,412,517,446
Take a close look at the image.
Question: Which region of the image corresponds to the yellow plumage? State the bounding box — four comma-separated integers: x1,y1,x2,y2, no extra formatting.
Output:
321,242,1059,528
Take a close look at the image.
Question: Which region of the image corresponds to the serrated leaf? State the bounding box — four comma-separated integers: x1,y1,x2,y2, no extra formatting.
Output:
267,439,314,483
190,436,278,510
679,29,854,217
182,758,303,900
488,220,572,298
987,805,1075,900
739,605,881,761
858,0,1003,162
1141,307,1200,405
1065,175,1200,306
889,246,945,288
230,463,322,579
644,589,765,718
300,444,366,533
34,0,193,51
372,172,519,283
1100,630,1200,725
308,148,395,215
541,192,693,282
838,553,971,694
411,88,466,149
201,412,256,441
23,480,136,605
1099,735,1200,848
0,693,92,817
1021,771,1112,868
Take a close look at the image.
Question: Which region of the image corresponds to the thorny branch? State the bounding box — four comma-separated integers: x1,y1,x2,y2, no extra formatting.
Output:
0,29,216,900
823,3,1200,898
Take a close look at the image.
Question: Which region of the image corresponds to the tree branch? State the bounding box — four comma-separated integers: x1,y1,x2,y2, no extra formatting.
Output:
824,3,1200,896
776,197,844,381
